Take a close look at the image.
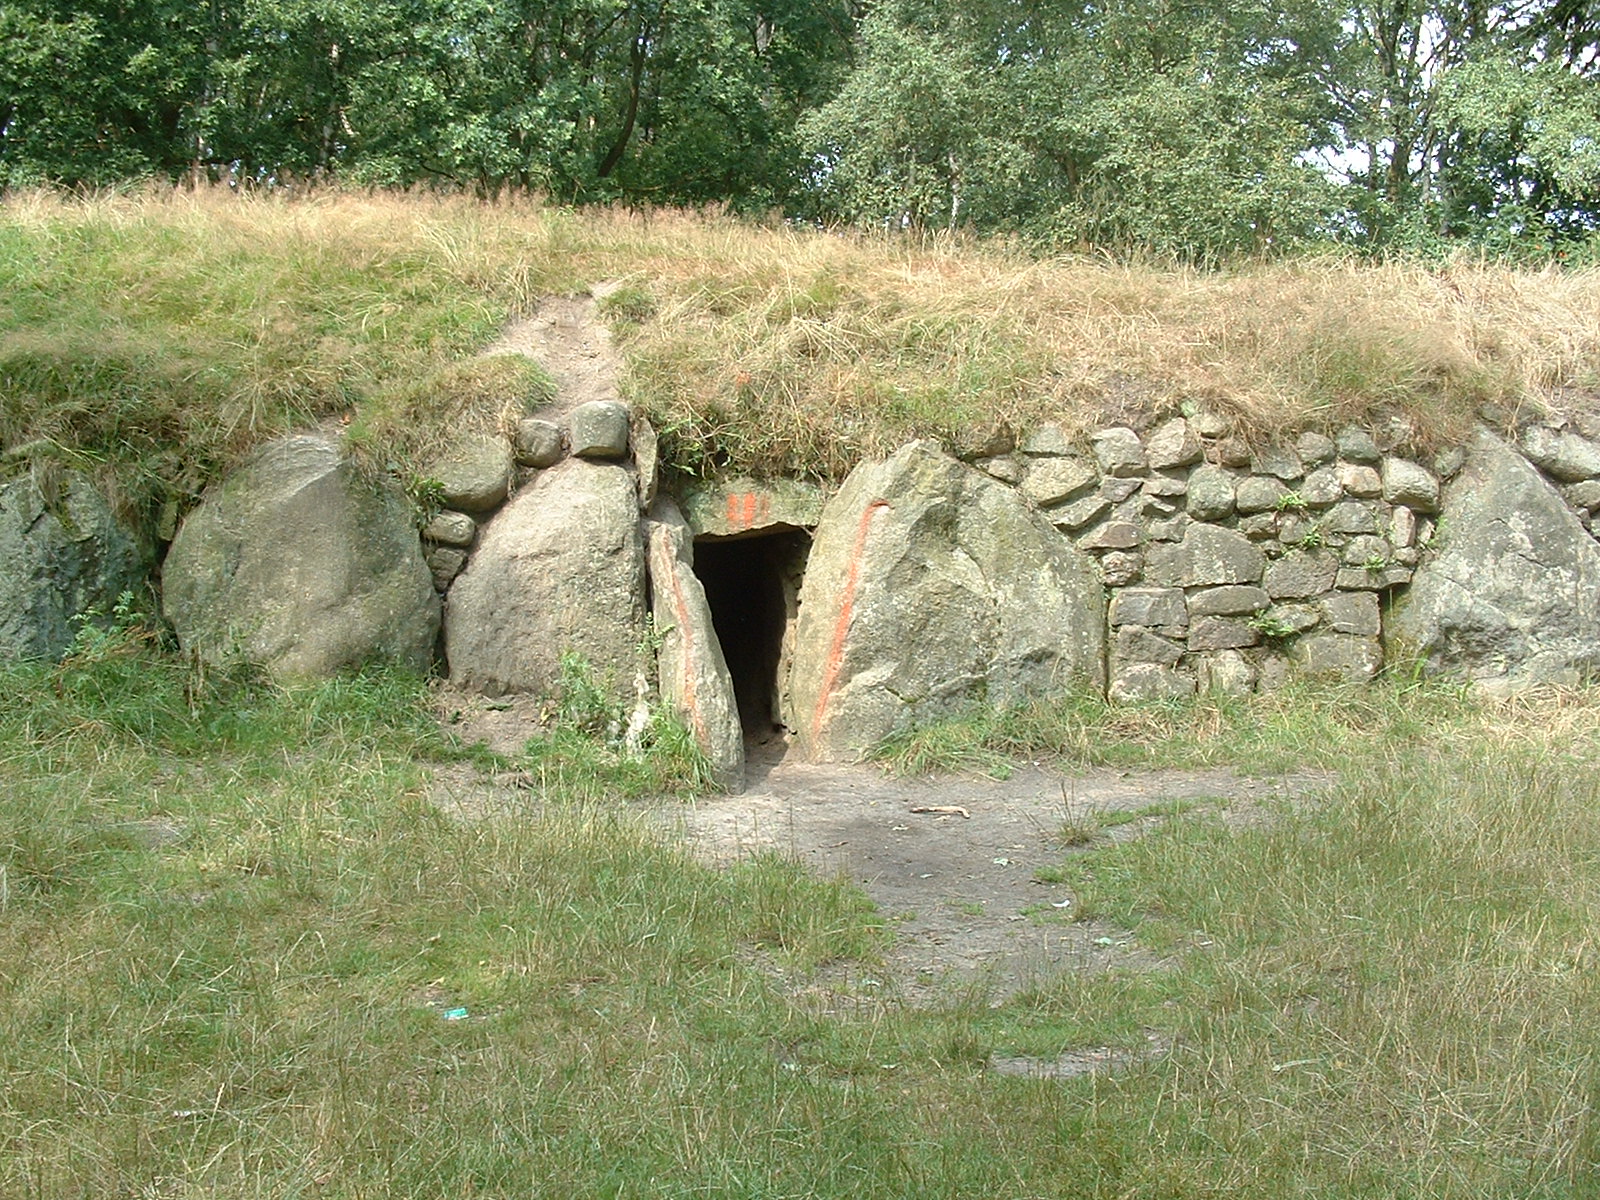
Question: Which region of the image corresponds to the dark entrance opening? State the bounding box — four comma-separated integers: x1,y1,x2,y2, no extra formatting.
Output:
692,529,810,739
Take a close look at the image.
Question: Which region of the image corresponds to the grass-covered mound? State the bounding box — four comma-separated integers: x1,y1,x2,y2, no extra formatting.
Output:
3,188,1598,515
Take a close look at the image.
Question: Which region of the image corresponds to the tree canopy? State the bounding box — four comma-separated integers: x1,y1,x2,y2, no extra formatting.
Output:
2,0,1596,257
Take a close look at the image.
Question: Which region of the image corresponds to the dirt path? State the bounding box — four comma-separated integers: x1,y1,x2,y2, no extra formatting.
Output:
479,289,623,423
674,745,1329,1007
431,689,1331,1007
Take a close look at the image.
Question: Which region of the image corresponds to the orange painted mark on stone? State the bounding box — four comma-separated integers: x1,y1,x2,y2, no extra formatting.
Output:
723,491,769,531
812,498,890,739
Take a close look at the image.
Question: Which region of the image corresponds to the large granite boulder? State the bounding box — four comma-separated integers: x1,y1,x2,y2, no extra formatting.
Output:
1388,432,1600,686
0,469,145,660
445,457,646,697
163,435,438,676
645,499,743,790
787,441,1105,761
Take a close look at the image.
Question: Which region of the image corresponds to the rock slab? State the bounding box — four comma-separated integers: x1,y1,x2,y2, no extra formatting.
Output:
646,499,744,789
0,469,144,660
1389,432,1600,686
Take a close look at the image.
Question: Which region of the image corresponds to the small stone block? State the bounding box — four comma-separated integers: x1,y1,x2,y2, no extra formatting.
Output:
1099,476,1141,503
1338,463,1383,498
1145,418,1203,470
1213,436,1252,468
568,400,631,460
1020,423,1073,455
1390,505,1417,548
1187,585,1270,616
1115,625,1185,666
1433,447,1467,480
1381,457,1440,512
979,455,1024,484
1099,550,1143,586
1147,514,1191,542
514,418,563,468
1110,587,1188,629
1048,493,1112,532
1186,465,1237,521
1341,534,1392,566
1263,602,1321,634
1142,471,1189,498
421,510,476,547
1335,565,1411,591
1264,549,1338,599
1236,475,1290,514
1092,426,1148,477
1336,427,1381,463
1320,591,1380,636
1295,431,1336,467
1079,520,1142,550
1188,615,1260,650
1563,480,1600,512
431,434,513,513
1291,634,1383,681
1252,445,1304,481
1326,500,1380,535
426,546,468,590
1239,512,1281,540
1300,466,1343,507
1021,455,1097,506
1110,662,1196,702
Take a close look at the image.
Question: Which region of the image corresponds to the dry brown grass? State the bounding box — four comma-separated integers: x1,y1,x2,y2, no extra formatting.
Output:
4,189,1598,486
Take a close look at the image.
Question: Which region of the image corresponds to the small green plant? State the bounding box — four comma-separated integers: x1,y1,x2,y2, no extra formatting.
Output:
554,651,626,738
406,474,447,527
1273,489,1308,511
1291,522,1325,549
1363,553,1389,573
597,283,656,331
1248,611,1300,641
1057,817,1097,847
64,589,152,662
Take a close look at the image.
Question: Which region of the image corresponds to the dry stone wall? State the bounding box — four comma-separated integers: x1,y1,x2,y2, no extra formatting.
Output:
965,415,1447,699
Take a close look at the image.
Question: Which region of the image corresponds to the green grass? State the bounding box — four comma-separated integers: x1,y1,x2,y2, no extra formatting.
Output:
7,628,1600,1194
871,675,1486,777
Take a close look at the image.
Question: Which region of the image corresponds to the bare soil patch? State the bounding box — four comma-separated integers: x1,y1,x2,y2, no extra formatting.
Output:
428,687,1333,1008
480,290,622,421
677,743,1329,1007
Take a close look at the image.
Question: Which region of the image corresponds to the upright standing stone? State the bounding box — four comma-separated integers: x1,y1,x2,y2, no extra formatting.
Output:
646,499,743,790
163,435,438,676
445,457,646,696
788,442,1105,761
1389,432,1600,686
0,469,145,660
568,401,631,460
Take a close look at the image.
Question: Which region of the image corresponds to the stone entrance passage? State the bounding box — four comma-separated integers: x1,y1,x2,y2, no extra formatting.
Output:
692,530,810,738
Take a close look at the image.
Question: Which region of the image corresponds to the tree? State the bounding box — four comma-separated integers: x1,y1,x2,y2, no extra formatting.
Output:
802,0,1339,258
